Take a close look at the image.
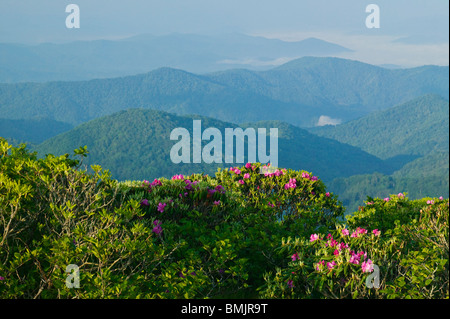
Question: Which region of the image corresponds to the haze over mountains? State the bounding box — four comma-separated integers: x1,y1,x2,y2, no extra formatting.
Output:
0,33,352,83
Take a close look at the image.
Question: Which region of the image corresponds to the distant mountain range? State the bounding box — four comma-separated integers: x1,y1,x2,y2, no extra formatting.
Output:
0,57,448,128
0,33,352,83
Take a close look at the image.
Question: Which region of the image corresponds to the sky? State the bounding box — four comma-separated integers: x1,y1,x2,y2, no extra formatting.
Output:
0,0,448,67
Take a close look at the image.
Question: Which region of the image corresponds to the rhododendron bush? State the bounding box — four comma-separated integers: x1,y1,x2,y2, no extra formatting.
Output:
260,195,449,299
0,139,448,299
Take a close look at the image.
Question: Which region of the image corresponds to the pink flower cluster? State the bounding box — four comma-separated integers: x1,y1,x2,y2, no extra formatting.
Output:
361,259,374,273
230,167,242,175
348,250,367,264
184,179,199,191
245,162,256,170
342,227,380,238
172,174,184,180
143,178,163,193
157,202,167,213
312,228,378,274
152,220,163,235
264,169,286,177
284,178,297,190
325,233,348,252
301,172,318,181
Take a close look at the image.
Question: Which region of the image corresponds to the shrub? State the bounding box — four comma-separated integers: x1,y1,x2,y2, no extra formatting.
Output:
259,193,449,299
0,139,344,298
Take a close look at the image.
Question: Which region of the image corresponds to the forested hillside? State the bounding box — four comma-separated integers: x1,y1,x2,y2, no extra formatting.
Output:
0,118,73,145
34,109,398,183
310,94,449,159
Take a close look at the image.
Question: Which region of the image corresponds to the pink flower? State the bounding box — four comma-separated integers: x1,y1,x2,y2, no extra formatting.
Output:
328,239,338,247
349,253,360,264
157,202,167,213
439,196,444,200
152,179,162,187
327,261,336,270
398,193,404,198
384,197,390,202
243,173,250,179
361,259,374,273
172,174,184,180
366,201,374,205
351,231,358,238
268,202,274,208
333,249,340,256
213,200,221,205
342,228,349,236
310,234,320,242
315,260,325,271
234,169,241,175
291,253,299,261
140,199,149,206
238,180,245,185
287,280,294,288
357,227,367,235
372,229,381,236
325,192,330,197
215,185,225,193
152,220,163,235
427,200,434,205
284,178,297,190
301,172,310,179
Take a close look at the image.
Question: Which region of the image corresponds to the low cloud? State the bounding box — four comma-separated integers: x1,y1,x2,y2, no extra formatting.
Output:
316,115,342,127
217,57,295,67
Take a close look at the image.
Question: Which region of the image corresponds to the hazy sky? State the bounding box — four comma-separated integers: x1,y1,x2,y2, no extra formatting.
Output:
0,0,448,66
